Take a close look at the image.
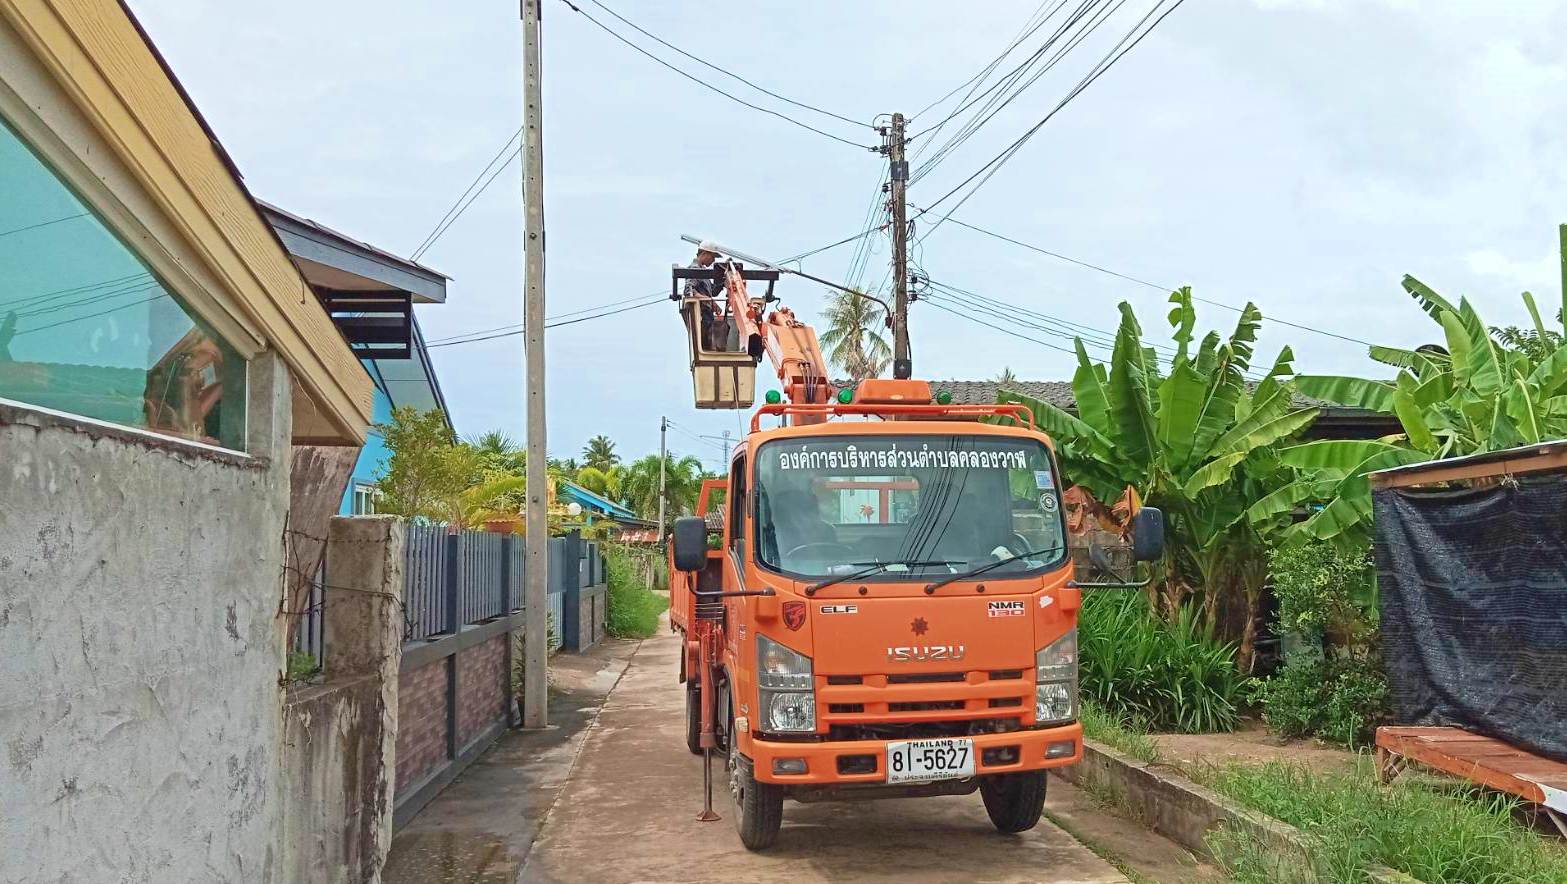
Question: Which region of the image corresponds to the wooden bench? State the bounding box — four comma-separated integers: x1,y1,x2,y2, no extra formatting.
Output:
1376,726,1567,835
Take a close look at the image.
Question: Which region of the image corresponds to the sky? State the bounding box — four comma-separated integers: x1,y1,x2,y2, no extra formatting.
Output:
129,0,1567,471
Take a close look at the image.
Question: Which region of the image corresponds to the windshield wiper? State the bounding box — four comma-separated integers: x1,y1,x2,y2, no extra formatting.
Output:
922,546,1063,594
806,559,963,596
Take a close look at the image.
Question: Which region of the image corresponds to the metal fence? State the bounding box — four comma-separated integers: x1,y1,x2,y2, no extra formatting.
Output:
404,525,524,642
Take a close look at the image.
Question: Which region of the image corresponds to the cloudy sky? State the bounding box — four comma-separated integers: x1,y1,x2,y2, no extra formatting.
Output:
130,0,1567,470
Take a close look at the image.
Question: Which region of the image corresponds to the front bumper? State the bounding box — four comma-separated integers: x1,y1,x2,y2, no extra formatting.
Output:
735,721,1083,785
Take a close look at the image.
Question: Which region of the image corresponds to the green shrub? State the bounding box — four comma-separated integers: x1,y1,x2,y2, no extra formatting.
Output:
1269,539,1377,653
605,544,668,638
285,650,320,683
1204,760,1567,884
1251,654,1388,748
1078,590,1242,733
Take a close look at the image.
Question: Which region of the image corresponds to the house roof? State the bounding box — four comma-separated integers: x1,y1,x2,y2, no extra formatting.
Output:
559,480,636,521
259,201,448,304
929,379,1393,421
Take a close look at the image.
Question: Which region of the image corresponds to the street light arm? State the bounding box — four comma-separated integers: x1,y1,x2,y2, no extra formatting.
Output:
680,234,892,314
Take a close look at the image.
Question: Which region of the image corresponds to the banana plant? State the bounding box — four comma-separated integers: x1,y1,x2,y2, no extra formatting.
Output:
999,289,1318,665
1264,225,1567,546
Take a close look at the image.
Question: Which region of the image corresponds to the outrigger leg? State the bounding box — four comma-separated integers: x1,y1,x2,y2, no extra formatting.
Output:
696,631,721,821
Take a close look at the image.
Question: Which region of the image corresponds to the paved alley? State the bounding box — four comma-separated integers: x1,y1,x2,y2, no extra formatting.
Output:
516,624,1130,884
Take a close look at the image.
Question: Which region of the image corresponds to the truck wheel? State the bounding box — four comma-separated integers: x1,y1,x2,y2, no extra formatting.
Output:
728,751,783,850
684,683,702,755
979,770,1047,834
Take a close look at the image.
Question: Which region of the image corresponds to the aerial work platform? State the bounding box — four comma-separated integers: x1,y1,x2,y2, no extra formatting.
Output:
670,264,776,410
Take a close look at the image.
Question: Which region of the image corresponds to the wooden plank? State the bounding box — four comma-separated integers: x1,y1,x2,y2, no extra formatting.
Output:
1373,446,1567,488
1384,740,1542,802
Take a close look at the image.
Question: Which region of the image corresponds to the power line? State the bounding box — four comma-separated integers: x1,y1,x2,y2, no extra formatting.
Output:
0,271,153,311
556,0,874,150
410,128,522,260
910,1,1059,123
0,212,89,239
916,207,1374,346
919,0,1188,232
911,0,1126,187
424,290,667,345
581,0,867,130
425,298,666,349
924,298,1075,355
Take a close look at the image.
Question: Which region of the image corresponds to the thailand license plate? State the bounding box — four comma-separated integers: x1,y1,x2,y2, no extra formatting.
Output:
886,738,976,784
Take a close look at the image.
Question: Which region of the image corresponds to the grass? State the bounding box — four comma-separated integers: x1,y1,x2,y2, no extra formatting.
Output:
1080,700,1162,764
1079,703,1566,883
285,650,320,683
604,544,668,639
1199,761,1567,884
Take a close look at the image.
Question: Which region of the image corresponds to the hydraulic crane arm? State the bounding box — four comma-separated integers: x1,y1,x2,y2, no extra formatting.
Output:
719,264,832,407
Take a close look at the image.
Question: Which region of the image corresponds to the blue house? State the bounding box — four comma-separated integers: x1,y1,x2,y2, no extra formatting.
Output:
260,202,451,515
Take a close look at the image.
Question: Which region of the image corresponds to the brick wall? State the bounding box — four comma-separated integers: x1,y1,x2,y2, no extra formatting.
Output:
456,633,510,748
396,659,448,792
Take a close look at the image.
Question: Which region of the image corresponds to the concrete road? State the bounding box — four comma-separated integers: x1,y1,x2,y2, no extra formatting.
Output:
519,625,1130,884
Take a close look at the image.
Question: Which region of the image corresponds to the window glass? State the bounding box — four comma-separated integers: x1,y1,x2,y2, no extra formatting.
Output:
0,115,246,449
754,434,1066,578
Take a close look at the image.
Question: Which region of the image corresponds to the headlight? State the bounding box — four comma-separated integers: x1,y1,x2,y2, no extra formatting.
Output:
767,691,816,731
1035,682,1075,724
1035,629,1078,725
757,635,815,732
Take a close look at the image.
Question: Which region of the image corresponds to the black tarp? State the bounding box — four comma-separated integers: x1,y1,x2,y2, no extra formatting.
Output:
1374,476,1567,762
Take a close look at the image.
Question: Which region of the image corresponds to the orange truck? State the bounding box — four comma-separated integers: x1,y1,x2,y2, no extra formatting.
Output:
667,257,1163,849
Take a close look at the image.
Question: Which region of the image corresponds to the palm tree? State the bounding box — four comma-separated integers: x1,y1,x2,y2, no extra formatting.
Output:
819,288,889,382
582,435,619,471
996,366,1018,387
621,452,707,521
467,430,524,474
574,464,624,501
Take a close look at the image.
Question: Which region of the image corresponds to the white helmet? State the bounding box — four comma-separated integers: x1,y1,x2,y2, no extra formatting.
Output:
697,240,721,255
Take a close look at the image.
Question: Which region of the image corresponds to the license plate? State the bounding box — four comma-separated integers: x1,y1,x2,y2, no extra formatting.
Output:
886,738,975,784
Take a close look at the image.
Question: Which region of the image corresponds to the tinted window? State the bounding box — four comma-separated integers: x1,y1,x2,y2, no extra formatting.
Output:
0,115,246,449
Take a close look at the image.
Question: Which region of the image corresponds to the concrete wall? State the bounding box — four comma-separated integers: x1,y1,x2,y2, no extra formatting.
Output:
280,516,403,884
0,352,291,883
578,585,608,651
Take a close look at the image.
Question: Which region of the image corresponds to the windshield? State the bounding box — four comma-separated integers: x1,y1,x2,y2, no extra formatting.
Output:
754,434,1067,580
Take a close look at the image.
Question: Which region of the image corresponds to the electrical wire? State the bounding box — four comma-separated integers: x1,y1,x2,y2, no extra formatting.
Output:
581,0,868,130
410,128,522,260
914,206,1374,347
0,212,89,239
911,0,1125,187
425,297,667,349
918,0,1188,232
556,0,874,150
910,0,1059,123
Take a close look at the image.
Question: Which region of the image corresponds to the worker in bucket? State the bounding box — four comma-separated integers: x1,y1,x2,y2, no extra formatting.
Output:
684,240,729,351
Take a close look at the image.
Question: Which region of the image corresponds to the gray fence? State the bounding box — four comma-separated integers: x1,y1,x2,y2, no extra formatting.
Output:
392,527,608,829
404,526,523,641
402,527,606,649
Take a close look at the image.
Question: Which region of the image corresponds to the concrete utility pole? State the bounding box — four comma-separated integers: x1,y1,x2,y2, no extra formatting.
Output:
887,112,912,380
520,0,548,729
657,416,668,543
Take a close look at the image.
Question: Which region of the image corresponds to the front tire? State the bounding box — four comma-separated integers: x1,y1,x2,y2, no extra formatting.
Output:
980,770,1048,834
728,752,783,850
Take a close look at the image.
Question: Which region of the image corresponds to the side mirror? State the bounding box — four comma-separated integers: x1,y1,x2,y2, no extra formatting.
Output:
671,516,708,573
1131,507,1165,562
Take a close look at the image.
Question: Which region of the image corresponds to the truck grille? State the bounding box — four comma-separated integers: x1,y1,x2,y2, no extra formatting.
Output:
817,668,1033,734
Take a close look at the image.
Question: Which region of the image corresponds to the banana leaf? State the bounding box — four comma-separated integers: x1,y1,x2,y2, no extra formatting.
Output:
1295,375,1396,412
1157,359,1208,470
1071,339,1111,435
1105,303,1158,471
1182,452,1248,498
1402,274,1458,322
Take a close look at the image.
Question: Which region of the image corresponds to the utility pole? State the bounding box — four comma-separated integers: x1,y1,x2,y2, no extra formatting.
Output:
520,0,548,729
657,416,668,543
886,112,912,380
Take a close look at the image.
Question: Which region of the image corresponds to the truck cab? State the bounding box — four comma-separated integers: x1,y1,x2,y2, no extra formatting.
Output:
668,386,1158,849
